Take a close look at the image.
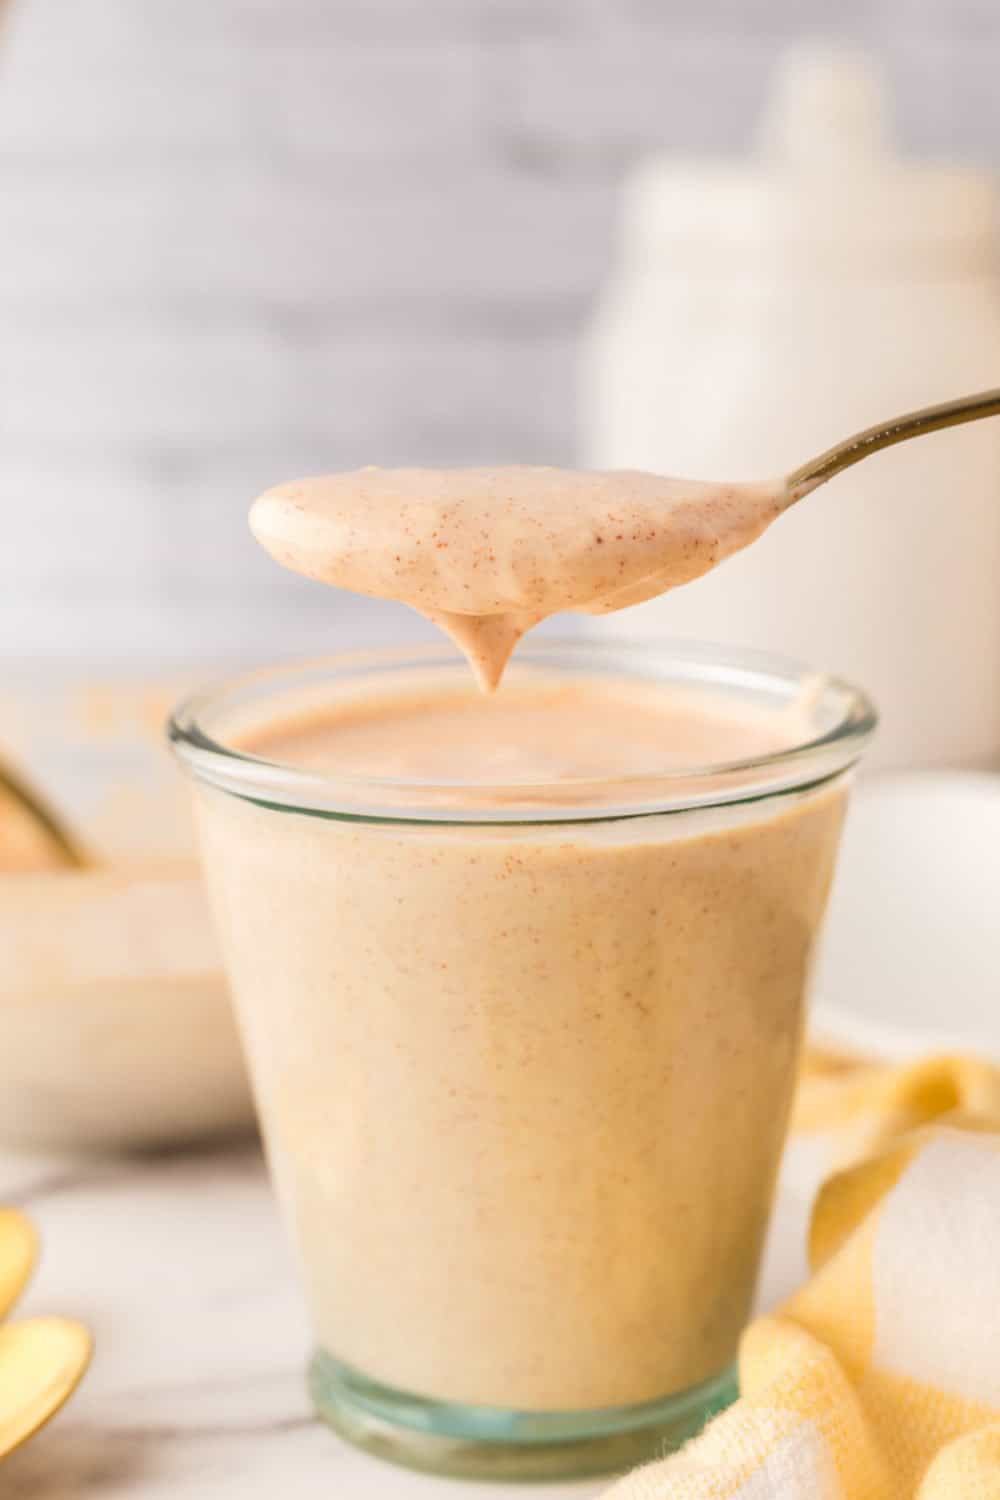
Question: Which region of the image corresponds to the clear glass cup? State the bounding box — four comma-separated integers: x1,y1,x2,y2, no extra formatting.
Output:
169,640,875,1481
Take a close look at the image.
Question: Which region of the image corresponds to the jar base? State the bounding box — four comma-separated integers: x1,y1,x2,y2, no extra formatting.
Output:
308,1349,737,1482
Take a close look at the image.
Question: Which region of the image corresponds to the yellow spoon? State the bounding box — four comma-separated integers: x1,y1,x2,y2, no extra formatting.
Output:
0,1211,92,1459
0,1318,92,1459
0,1210,36,1321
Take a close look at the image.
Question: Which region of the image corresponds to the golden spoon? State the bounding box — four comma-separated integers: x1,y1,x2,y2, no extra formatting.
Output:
0,1211,36,1321
0,754,89,870
783,386,1000,503
0,1211,92,1460
0,1318,92,1459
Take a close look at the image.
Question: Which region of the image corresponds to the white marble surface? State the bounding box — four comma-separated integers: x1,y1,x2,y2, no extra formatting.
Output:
0,1139,811,1499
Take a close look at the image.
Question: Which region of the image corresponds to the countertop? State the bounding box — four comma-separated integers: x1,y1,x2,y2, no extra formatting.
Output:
0,1140,813,1500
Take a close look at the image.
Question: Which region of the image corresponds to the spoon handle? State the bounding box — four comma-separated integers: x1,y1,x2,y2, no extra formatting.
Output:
0,758,89,868
786,386,1000,500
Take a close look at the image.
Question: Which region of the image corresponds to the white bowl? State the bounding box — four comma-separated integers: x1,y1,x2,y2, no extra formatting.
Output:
0,670,254,1151
813,771,1000,1063
0,863,253,1151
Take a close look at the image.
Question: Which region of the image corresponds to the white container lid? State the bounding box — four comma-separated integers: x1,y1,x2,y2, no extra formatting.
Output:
619,44,998,266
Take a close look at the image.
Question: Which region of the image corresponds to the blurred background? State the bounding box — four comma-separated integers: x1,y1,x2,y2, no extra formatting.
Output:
1,0,999,762
1,0,999,1146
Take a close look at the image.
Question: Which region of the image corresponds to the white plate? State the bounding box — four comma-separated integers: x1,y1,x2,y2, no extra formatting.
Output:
812,771,1000,1063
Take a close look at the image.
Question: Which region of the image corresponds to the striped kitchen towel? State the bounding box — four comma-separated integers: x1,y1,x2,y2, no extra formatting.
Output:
604,1053,1000,1499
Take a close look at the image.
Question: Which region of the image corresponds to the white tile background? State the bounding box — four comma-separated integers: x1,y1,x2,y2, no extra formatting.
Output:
1,0,999,665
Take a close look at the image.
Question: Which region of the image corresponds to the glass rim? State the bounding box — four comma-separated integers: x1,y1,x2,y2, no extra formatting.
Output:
167,639,877,825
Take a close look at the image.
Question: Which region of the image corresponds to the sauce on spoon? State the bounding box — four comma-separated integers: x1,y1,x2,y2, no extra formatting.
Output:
250,466,786,690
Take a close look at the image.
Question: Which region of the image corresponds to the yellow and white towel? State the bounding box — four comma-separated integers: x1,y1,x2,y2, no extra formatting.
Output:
605,1053,1000,1500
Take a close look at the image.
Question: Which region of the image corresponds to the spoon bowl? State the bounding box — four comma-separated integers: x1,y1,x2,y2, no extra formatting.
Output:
0,1318,92,1460
0,1211,36,1322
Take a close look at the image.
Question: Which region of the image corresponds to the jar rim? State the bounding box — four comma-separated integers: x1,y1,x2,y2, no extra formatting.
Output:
168,639,876,826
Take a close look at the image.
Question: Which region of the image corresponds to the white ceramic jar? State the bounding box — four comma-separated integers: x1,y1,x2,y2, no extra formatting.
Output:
581,47,1000,771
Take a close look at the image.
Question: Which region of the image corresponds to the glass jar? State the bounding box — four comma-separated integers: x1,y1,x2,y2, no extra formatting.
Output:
169,640,874,1480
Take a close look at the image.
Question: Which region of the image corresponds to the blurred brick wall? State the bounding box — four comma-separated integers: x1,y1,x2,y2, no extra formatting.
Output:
1,0,998,661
